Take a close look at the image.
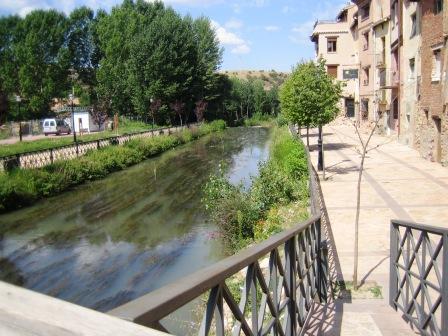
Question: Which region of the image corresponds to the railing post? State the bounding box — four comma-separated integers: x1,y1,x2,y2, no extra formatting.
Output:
50,149,54,165
317,216,328,303
442,233,448,335
97,140,100,150
285,236,297,336
389,221,398,309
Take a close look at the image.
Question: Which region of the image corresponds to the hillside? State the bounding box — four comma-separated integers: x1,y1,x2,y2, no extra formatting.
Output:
221,70,289,90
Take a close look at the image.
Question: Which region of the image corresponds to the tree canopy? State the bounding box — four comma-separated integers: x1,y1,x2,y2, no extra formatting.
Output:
279,59,342,128
0,0,279,126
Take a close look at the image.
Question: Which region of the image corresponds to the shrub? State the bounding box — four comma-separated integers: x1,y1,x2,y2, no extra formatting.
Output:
203,126,309,252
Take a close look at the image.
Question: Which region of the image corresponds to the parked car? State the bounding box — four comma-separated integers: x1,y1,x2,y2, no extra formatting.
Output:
43,118,71,136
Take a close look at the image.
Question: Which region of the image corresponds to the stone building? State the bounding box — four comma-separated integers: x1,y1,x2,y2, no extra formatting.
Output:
353,0,376,121
399,0,422,146
311,4,360,119
415,0,447,165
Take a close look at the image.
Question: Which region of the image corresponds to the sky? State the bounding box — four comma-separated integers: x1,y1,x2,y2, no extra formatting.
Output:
0,0,350,71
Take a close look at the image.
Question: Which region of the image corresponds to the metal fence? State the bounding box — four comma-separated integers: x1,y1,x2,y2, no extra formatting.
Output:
0,125,192,172
108,125,328,335
390,220,448,336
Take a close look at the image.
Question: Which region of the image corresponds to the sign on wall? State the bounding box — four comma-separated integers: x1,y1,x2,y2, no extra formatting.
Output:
343,69,358,79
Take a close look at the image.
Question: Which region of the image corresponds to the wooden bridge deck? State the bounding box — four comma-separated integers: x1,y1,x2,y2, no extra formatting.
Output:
0,281,166,336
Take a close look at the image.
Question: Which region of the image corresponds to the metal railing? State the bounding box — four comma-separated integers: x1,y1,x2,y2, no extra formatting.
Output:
0,124,195,171
108,126,328,335
390,220,448,336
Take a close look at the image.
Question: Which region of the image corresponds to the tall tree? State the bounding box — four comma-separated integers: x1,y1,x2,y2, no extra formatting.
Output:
15,10,69,119
0,15,21,122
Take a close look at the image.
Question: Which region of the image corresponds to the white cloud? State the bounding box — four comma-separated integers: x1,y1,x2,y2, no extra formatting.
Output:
211,20,250,54
225,18,243,30
264,25,279,32
232,44,250,54
282,5,295,14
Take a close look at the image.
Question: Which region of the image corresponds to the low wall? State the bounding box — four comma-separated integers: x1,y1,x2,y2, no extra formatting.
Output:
0,125,194,172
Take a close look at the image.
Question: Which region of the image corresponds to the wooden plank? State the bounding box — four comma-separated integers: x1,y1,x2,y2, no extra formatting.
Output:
0,281,168,336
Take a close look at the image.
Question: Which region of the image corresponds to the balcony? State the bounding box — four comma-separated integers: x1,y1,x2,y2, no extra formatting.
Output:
379,69,399,89
376,53,386,69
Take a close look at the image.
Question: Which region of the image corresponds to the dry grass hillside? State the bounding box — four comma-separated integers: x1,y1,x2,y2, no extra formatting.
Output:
221,70,289,90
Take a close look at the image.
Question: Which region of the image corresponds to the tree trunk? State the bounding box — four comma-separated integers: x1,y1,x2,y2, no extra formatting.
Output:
152,115,155,129
353,152,365,288
179,113,183,127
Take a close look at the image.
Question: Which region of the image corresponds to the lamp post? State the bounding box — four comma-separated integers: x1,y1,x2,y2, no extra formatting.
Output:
317,125,325,179
15,95,22,142
69,93,77,143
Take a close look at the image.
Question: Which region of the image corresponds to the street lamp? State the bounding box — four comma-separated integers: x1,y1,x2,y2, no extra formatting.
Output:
69,93,77,143
15,95,22,142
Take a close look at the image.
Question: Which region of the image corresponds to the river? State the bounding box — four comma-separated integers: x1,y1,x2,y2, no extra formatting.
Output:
0,127,270,312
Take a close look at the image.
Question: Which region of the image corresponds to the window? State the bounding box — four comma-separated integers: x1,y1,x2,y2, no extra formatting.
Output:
391,1,398,28
409,58,415,81
361,4,370,20
363,32,369,50
44,121,49,126
361,99,369,119
50,121,55,126
327,38,337,53
435,0,443,14
327,65,338,78
410,13,417,38
363,67,370,85
432,49,441,82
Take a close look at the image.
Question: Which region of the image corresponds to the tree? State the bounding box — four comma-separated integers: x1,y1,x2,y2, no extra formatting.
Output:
90,102,108,130
170,101,186,126
279,59,342,147
191,16,223,101
352,115,383,289
195,99,207,122
149,98,162,128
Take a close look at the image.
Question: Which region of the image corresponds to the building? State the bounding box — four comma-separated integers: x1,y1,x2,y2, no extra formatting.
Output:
311,4,360,118
399,0,421,145
413,0,447,164
311,0,447,166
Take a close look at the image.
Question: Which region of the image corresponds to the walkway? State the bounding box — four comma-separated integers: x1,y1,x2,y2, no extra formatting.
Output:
305,123,448,335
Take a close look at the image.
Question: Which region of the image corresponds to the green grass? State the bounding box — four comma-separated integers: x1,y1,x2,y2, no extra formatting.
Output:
0,119,162,157
202,125,309,252
0,120,226,213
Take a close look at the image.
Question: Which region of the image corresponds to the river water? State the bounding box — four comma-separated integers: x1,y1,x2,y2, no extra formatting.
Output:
0,127,270,312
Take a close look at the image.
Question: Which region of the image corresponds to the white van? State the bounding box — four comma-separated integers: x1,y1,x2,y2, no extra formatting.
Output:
43,118,71,136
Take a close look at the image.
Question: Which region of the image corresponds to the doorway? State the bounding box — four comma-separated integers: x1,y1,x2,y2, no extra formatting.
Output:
345,98,355,118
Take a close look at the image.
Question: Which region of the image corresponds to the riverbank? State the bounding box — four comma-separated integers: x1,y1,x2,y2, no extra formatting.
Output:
0,120,226,213
202,125,309,252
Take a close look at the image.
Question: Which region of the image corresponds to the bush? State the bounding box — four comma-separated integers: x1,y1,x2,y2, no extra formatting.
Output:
203,126,309,252
244,113,273,127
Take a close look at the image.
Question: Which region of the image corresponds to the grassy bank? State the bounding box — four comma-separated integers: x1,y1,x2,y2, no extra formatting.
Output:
0,120,226,213
0,119,163,157
202,125,309,252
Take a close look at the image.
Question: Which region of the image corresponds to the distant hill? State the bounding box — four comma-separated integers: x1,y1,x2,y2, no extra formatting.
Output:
220,70,289,90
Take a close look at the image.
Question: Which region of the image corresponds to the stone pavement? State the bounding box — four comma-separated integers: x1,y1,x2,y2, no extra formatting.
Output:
304,124,448,335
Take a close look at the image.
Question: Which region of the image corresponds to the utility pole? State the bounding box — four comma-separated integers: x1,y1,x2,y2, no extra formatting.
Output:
69,93,77,143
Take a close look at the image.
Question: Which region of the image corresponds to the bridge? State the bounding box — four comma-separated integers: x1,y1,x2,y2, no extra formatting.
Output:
1,124,447,336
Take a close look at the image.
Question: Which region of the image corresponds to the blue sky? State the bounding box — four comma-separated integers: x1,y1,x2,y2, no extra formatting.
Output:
0,0,349,71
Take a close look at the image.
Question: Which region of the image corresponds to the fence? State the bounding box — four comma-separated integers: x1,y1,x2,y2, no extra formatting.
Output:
107,125,328,335
0,120,42,138
0,125,193,172
390,220,448,336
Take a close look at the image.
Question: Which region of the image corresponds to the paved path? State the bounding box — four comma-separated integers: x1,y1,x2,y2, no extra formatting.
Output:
305,124,448,335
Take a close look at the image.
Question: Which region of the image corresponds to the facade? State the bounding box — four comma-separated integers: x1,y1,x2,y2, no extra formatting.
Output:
415,0,447,165
311,0,447,166
311,4,360,119
399,0,421,145
355,0,376,121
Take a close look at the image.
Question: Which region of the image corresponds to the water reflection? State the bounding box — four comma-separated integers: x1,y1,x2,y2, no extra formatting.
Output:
0,127,270,311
